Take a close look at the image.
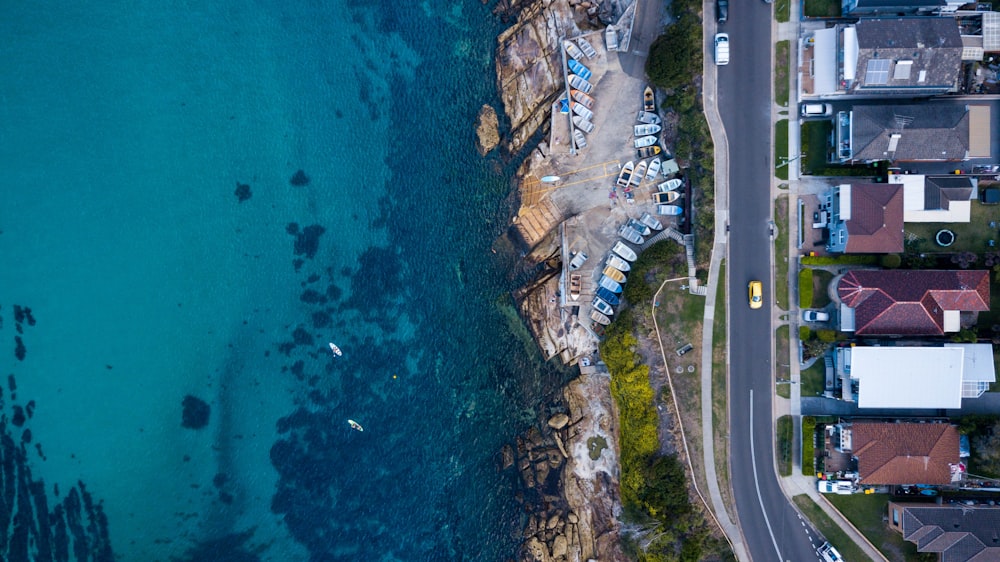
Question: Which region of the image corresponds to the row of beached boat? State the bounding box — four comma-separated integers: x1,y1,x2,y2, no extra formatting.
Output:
564,37,600,150
589,215,664,327
634,87,665,157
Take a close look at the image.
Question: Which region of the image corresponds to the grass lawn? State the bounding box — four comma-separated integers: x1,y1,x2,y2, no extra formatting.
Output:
774,196,789,310
774,0,790,22
804,0,841,17
774,41,790,107
713,261,732,517
777,415,793,476
800,120,831,175
903,203,1000,255
825,494,924,561
775,119,789,181
813,270,833,308
801,359,826,396
793,495,869,561
776,325,790,398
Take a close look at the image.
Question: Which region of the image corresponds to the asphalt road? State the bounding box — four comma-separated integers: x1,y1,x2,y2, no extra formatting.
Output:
718,3,827,561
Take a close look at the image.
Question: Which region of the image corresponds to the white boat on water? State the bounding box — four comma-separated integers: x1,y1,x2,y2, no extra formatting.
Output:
634,135,658,148
571,102,593,121
573,115,595,134
619,224,645,245
639,212,664,231
328,343,342,356
573,129,587,149
612,241,638,262
606,254,631,272
631,160,647,187
616,161,634,188
568,74,593,94
627,218,652,236
577,37,597,59
564,40,585,61
645,158,661,181
635,123,662,136
659,178,683,191
637,111,662,125
571,89,595,109
348,419,364,431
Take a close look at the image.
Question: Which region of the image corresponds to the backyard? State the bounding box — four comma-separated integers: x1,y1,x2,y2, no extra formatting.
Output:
902,202,1000,255
800,120,831,175
803,0,841,17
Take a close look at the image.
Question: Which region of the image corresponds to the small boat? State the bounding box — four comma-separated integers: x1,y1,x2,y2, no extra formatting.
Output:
593,296,614,315
657,204,684,216
569,251,589,270
328,343,343,356
627,218,652,236
597,287,620,305
659,178,683,191
348,419,364,432
564,40,585,61
606,254,631,272
634,135,658,148
599,275,623,293
618,224,645,245
573,115,595,134
573,129,587,149
571,102,593,121
637,145,662,159
635,123,662,136
645,158,661,181
612,241,638,262
637,111,662,125
616,161,634,188
540,175,561,183
571,89,595,109
567,59,592,81
605,25,618,52
570,273,582,300
643,86,655,113
656,191,681,204
590,309,611,326
631,160,647,187
577,37,597,59
603,265,626,283
568,74,593,94
639,212,664,231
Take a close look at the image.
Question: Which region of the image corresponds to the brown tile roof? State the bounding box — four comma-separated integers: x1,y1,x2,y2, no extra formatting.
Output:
851,422,959,485
845,183,904,253
837,270,990,335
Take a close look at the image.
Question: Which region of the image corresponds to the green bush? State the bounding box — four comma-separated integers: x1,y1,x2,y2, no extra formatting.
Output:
799,269,813,308
646,13,701,91
777,416,793,476
816,329,837,343
800,255,879,266
802,416,817,476
799,326,811,340
880,254,901,268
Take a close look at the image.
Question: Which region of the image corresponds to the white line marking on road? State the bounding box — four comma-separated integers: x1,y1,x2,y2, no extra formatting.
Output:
749,389,784,560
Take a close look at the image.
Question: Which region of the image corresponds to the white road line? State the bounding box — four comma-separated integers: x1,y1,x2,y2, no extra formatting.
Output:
749,389,784,560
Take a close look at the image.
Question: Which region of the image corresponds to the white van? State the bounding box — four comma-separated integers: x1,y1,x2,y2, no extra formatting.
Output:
801,103,831,117
714,33,729,66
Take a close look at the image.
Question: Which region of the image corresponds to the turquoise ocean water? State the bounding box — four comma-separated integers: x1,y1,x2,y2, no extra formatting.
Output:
1,2,570,560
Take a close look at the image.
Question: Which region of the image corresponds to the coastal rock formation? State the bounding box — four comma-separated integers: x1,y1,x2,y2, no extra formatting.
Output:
181,395,210,429
475,105,500,155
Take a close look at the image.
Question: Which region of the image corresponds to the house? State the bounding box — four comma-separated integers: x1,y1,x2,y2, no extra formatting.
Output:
825,183,904,253
836,269,990,336
837,104,992,164
832,422,961,485
888,503,1000,561
888,173,975,222
833,343,996,408
803,18,965,98
842,0,965,17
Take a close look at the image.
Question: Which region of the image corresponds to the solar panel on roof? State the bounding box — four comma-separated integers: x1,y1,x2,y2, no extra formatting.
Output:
865,59,890,85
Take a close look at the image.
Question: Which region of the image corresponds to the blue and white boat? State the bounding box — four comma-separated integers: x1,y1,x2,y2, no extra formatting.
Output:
592,296,614,315
567,59,592,80
598,275,622,293
627,218,652,237
596,287,620,305
568,74,593,94
657,204,684,216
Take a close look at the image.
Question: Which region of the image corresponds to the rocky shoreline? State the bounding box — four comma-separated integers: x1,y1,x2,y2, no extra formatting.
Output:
484,1,635,560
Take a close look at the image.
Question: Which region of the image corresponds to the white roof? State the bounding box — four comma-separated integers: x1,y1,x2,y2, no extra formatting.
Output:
890,173,972,223
851,347,963,409
946,343,997,383
839,184,852,220
813,28,838,95
842,26,858,81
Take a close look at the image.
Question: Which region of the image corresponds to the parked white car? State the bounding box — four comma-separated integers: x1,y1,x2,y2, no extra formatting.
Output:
714,33,729,66
803,310,830,322
817,480,855,495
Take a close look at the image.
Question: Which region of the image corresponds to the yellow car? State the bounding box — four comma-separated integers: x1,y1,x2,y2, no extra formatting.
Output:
748,280,763,309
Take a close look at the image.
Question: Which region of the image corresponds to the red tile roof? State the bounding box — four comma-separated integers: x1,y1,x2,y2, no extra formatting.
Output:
845,183,904,253
837,270,990,335
851,423,960,485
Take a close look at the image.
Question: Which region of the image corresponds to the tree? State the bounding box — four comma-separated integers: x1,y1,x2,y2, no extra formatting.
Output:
646,13,702,90
972,419,1000,478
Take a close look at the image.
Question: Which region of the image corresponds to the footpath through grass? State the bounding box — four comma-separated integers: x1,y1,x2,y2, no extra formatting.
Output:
793,495,869,561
